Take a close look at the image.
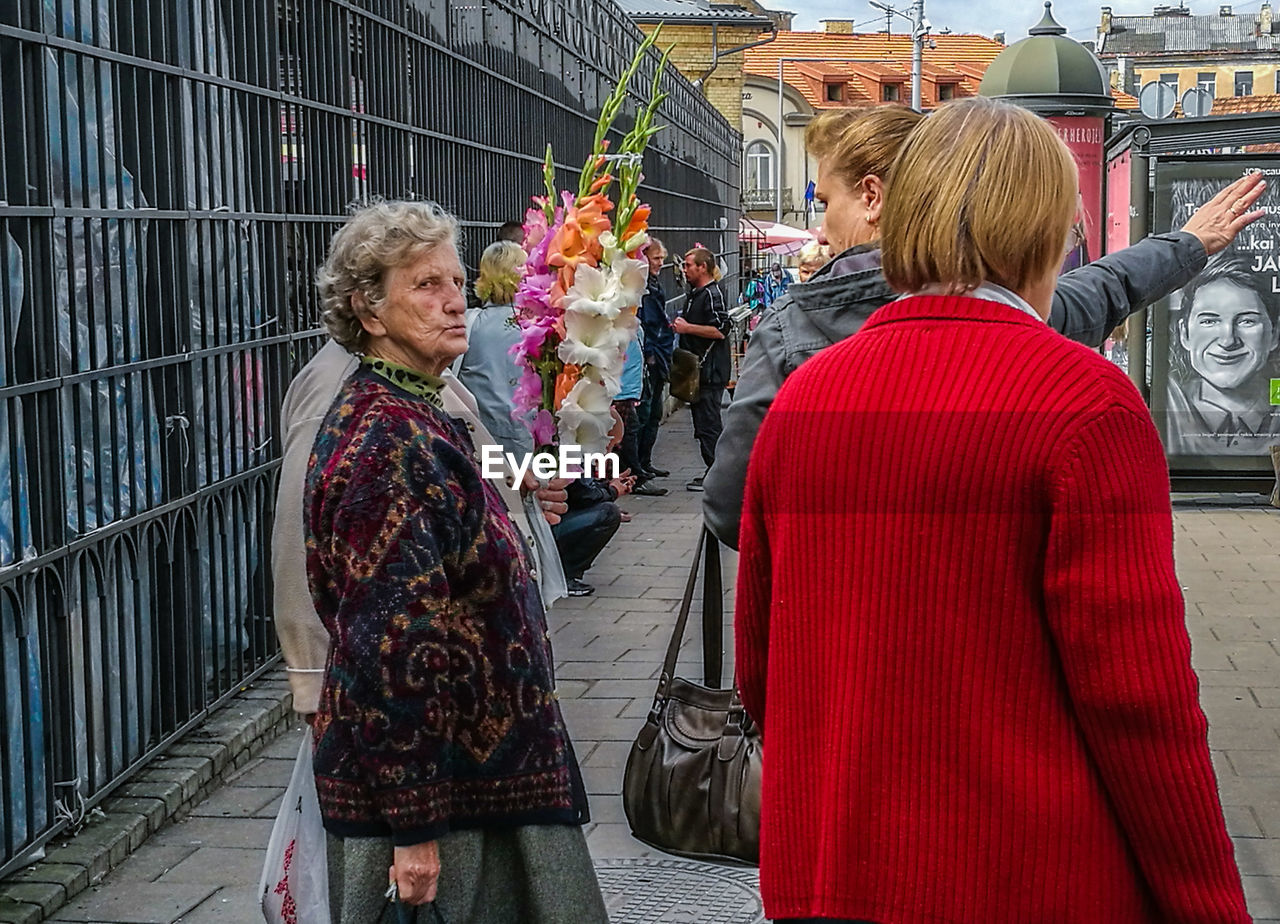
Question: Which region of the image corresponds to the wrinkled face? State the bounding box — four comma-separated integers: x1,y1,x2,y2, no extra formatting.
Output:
647,245,666,277
361,245,468,376
1180,280,1278,392
798,259,824,283
814,157,866,254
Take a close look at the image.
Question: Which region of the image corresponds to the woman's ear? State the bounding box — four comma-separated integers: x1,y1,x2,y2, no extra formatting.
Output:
352,292,385,338
862,174,886,225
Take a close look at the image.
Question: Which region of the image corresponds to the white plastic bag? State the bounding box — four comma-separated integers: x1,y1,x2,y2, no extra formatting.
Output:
259,732,330,924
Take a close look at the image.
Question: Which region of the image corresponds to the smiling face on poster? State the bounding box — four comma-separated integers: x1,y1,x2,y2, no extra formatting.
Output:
1156,161,1280,459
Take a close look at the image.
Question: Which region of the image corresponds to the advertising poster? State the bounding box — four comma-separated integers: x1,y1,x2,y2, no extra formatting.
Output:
1152,158,1280,467
1106,149,1131,256
1050,116,1105,271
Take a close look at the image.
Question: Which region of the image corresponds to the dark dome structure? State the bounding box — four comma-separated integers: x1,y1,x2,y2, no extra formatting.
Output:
979,1,1114,116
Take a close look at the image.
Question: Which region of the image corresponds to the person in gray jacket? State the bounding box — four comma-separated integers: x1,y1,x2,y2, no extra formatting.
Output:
704,104,1267,549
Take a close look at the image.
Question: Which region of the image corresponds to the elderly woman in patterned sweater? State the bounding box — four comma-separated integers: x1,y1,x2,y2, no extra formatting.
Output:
306,201,607,924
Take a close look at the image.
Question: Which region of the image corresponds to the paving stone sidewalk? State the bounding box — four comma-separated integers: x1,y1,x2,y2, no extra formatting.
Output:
15,414,1280,923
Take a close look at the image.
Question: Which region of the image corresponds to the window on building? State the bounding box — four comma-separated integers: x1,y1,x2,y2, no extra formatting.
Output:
1159,72,1179,91
882,83,901,102
825,82,843,102
1235,70,1253,95
1197,72,1216,96
1275,70,1280,94
937,82,956,101
744,140,775,195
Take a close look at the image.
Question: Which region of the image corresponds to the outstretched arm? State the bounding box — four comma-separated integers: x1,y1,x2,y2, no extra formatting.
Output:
1050,172,1266,347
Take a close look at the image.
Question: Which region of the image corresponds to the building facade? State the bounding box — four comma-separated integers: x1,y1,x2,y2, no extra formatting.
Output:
1096,3,1280,106
740,27,1007,224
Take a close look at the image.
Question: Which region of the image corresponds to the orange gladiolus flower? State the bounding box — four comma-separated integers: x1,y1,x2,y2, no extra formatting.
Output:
555,365,580,407
548,193,614,291
622,204,651,255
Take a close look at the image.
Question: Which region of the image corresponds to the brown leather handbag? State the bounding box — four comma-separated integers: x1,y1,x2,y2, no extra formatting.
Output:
667,347,702,404
622,528,762,865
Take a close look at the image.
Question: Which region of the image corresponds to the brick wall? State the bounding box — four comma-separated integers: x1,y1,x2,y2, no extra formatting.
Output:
636,22,761,126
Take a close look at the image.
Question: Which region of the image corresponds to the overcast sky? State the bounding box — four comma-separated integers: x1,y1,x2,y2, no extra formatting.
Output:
787,0,1266,43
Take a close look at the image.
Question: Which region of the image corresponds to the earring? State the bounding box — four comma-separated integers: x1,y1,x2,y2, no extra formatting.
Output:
865,211,876,225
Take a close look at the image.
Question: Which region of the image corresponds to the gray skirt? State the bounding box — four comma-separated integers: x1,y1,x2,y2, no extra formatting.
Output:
326,824,608,924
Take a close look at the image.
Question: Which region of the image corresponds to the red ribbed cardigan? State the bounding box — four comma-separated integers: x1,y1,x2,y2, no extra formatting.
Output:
736,296,1250,924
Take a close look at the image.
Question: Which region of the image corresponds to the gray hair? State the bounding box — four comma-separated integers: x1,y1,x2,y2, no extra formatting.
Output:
315,200,459,351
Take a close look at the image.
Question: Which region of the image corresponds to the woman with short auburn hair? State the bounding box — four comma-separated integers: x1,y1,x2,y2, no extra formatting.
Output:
735,97,1249,924
879,98,1077,297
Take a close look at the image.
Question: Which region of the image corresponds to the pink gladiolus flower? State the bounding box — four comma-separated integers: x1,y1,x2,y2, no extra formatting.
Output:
510,318,554,361
523,203,550,252
530,410,556,447
513,368,544,414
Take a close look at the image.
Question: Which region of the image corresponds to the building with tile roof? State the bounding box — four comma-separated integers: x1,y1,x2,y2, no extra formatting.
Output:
1095,3,1280,107
739,27,1008,221
1203,91,1280,112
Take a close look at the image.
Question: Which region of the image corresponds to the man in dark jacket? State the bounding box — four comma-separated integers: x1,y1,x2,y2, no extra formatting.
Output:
635,238,676,490
674,247,730,490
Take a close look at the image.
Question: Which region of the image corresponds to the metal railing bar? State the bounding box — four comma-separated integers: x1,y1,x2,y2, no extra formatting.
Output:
0,328,323,398
0,461,280,583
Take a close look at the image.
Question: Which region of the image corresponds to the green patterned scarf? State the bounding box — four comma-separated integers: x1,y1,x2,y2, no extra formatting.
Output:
360,355,445,408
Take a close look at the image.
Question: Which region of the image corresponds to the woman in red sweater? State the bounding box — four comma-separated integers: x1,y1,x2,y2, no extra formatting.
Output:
736,97,1251,924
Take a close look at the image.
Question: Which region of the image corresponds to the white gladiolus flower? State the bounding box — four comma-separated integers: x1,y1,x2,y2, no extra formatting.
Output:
557,377,614,453
609,254,649,301
623,229,650,254
563,263,630,319
559,310,633,370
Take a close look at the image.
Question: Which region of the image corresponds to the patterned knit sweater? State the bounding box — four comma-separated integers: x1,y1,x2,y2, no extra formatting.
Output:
305,367,587,846
737,295,1250,923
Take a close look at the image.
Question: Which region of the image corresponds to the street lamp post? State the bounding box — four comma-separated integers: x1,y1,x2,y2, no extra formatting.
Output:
869,0,930,112
911,0,924,110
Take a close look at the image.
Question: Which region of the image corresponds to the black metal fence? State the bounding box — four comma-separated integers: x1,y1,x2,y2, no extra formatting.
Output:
0,0,740,874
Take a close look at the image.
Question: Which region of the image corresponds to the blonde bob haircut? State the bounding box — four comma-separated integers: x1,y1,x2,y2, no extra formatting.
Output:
804,104,923,188
880,98,1078,296
316,199,458,352
475,240,525,305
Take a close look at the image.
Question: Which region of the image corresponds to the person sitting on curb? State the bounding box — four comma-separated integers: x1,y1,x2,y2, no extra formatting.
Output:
552,472,633,597
703,104,1267,550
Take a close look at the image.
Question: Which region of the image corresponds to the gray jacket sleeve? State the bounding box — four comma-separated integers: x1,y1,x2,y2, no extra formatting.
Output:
1050,231,1207,348
703,309,788,550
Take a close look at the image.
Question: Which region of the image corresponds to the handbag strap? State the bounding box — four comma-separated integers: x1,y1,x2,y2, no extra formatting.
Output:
648,526,752,735
651,526,707,717
701,529,723,688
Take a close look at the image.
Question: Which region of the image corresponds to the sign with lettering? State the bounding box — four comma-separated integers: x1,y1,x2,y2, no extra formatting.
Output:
1150,157,1280,469
1050,115,1105,272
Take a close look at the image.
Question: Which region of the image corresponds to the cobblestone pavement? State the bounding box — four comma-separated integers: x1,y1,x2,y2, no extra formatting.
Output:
40,415,1280,923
